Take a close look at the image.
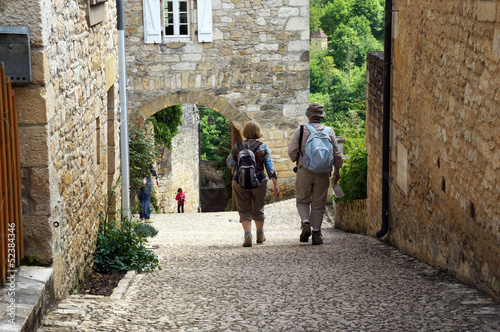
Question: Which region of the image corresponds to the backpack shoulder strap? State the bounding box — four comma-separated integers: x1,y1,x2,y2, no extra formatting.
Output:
305,123,317,134
296,125,304,160
236,141,244,151
249,141,263,152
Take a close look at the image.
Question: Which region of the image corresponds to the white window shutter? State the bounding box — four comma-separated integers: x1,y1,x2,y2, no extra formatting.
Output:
143,0,161,44
197,0,213,42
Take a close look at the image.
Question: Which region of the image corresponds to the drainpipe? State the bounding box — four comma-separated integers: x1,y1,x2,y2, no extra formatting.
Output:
376,0,393,238
117,0,131,219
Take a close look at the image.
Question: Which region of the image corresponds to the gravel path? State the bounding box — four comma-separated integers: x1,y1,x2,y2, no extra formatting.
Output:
38,199,500,331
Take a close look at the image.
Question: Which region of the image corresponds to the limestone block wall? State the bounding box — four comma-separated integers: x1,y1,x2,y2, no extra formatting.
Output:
1,1,121,298
124,0,310,182
366,1,500,301
156,104,200,213
365,52,384,237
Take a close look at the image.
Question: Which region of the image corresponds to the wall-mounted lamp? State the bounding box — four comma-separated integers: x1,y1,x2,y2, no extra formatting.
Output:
197,105,216,125
207,113,215,126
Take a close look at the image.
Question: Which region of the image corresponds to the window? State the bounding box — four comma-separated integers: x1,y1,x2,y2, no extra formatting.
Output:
143,0,212,44
164,0,190,38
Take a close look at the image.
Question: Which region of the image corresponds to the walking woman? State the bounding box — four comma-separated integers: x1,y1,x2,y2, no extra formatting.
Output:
227,121,280,247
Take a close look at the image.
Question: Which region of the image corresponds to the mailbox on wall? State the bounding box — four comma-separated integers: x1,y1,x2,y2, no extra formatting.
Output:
0,27,31,83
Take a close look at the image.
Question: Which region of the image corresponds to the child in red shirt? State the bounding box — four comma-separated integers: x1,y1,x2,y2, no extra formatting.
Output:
175,188,186,213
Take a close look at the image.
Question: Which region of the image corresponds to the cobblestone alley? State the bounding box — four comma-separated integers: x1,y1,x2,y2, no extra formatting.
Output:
38,199,500,331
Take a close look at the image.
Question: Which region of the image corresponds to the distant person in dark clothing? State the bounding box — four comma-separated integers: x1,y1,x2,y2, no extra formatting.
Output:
138,164,159,222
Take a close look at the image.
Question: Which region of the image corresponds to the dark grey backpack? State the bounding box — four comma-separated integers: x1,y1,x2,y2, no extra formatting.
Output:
235,141,263,189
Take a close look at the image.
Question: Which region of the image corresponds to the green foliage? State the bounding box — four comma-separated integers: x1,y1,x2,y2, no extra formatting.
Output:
310,58,328,94
129,118,160,194
310,6,323,36
150,184,161,214
94,218,161,273
329,24,358,70
335,145,367,204
21,253,41,266
94,185,161,274
320,0,351,37
150,105,183,149
200,108,230,162
326,65,367,114
225,199,232,212
350,0,384,36
213,121,233,202
134,223,159,238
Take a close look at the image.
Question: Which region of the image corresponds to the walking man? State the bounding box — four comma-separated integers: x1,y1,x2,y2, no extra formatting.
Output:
287,103,343,245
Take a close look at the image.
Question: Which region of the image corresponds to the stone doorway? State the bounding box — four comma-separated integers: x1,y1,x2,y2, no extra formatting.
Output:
152,103,235,213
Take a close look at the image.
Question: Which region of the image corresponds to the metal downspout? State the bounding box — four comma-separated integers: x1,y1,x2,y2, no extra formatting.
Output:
376,0,393,238
117,0,131,219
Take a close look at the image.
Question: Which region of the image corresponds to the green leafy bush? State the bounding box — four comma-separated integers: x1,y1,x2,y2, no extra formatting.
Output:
94,218,161,273
94,219,161,273
94,186,161,274
336,145,367,204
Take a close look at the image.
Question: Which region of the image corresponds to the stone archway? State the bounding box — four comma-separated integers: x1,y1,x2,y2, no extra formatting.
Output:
135,93,244,213
132,90,303,212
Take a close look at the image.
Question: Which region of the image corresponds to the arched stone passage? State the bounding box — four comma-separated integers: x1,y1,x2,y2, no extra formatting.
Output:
132,90,304,185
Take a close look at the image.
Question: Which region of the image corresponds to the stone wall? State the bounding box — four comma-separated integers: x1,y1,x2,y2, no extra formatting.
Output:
366,52,384,237
334,199,368,235
1,1,121,298
124,0,310,184
366,1,500,301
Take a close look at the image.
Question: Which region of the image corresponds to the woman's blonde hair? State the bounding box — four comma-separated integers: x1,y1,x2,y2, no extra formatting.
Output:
242,121,263,139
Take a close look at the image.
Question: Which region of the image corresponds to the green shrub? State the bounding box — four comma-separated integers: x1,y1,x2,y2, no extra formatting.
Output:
94,218,161,273
94,185,161,274
335,146,367,204
134,223,159,238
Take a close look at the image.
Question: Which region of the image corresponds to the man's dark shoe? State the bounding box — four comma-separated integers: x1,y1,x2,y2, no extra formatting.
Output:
312,230,323,245
300,223,311,242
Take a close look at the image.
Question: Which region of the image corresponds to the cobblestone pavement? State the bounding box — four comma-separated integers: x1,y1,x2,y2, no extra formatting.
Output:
38,199,500,331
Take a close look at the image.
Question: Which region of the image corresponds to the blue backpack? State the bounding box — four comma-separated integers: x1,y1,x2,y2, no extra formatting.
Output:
303,124,333,173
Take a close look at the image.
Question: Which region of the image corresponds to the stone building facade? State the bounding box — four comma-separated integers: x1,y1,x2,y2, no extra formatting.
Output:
124,0,310,204
1,1,121,298
366,1,500,301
